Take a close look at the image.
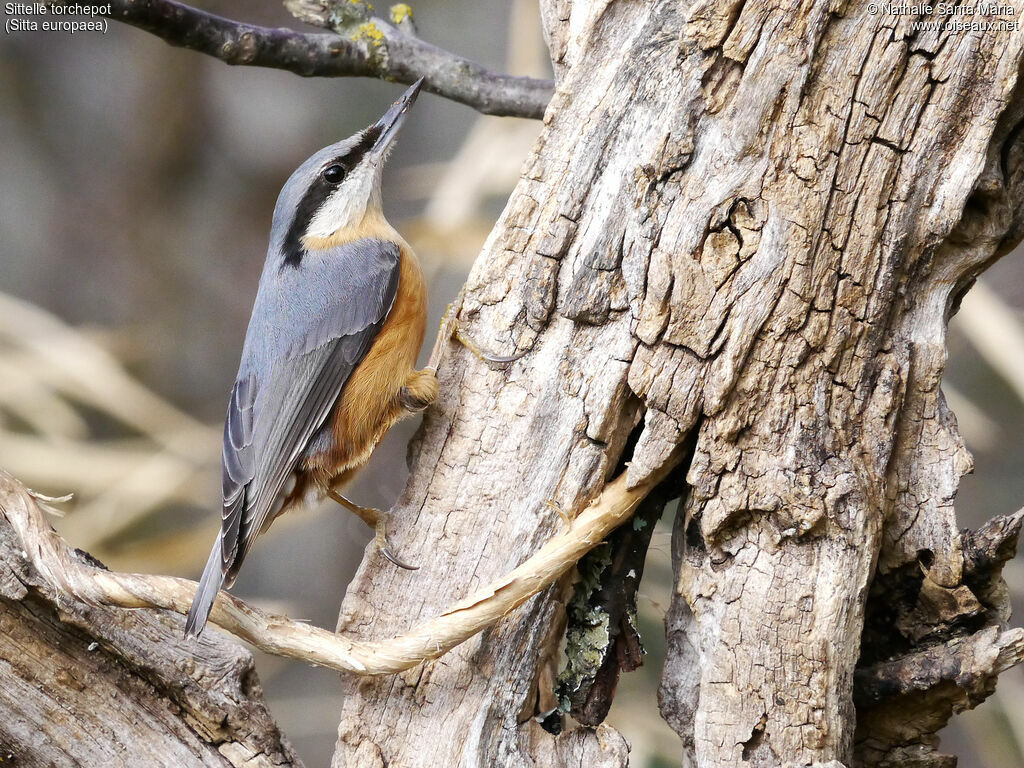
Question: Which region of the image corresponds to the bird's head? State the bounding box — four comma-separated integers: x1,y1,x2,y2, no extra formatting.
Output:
269,78,423,267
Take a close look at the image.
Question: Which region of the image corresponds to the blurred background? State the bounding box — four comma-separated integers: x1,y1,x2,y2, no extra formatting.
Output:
1,2,1022,766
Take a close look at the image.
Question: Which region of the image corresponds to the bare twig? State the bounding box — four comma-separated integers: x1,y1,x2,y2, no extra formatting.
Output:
0,452,681,676
53,0,553,118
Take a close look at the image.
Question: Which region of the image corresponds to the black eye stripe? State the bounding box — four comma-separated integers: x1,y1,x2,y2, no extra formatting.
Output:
342,125,383,171
282,178,333,268
280,125,385,269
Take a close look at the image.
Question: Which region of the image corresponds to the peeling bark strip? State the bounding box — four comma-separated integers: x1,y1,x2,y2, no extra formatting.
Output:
333,1,1024,767
0,462,681,679
0,487,300,767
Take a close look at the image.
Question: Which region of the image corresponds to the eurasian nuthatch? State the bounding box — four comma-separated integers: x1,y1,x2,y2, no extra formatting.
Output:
185,80,437,637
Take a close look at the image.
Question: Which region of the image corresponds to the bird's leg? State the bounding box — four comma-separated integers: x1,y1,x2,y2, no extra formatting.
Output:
327,490,418,570
425,290,526,374
424,296,464,373
544,499,573,533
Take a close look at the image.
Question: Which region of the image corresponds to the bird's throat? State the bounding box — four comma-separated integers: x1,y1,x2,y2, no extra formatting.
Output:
302,208,403,252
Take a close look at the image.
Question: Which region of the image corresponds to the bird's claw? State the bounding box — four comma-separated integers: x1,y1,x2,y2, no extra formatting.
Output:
379,542,419,571
374,515,419,571
328,490,419,570
544,499,572,533
453,326,525,366
425,293,526,371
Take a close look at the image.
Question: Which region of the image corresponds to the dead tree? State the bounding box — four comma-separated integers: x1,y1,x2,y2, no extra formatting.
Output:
4,1,1024,767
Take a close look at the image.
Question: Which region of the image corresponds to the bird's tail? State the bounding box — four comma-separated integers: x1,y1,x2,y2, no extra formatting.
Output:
184,536,226,638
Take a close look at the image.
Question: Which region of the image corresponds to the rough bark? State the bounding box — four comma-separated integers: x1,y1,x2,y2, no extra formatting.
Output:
653,3,1024,766
332,1,1024,767
0,475,301,768
853,509,1024,767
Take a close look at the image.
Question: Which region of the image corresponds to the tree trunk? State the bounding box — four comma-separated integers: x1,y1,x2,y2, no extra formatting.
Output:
332,1,1024,767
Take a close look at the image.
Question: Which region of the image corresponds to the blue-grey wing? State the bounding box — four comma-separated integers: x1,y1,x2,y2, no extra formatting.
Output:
219,237,401,580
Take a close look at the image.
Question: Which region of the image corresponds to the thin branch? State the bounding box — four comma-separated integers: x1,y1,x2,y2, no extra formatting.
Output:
0,452,681,676
54,0,552,119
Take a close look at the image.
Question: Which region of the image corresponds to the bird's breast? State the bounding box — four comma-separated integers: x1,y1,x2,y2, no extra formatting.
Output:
305,241,427,486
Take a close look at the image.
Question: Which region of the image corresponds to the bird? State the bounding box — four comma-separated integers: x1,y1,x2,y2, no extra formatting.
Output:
184,80,441,638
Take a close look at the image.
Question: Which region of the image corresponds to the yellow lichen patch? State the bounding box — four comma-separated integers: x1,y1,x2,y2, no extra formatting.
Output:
353,21,385,46
390,3,413,24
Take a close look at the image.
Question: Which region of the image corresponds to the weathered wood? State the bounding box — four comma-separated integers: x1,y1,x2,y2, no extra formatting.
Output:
0,477,301,768
853,509,1024,766
332,1,1024,766
655,3,1024,764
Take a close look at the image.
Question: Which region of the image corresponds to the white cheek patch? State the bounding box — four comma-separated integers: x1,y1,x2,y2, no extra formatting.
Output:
305,165,375,238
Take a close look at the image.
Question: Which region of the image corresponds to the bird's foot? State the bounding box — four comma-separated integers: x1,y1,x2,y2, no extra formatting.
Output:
373,515,418,570
425,292,526,373
327,491,419,571
544,499,573,533
453,324,525,366
399,369,439,413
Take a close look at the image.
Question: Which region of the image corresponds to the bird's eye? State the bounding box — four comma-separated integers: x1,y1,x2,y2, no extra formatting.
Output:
323,164,346,184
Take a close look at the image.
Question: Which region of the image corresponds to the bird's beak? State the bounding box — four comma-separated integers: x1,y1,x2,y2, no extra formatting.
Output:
370,78,423,159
